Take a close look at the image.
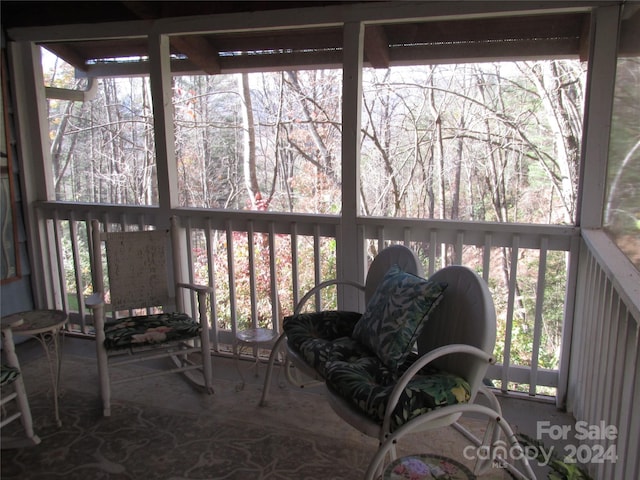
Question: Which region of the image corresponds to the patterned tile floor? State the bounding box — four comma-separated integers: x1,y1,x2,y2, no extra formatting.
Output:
4,335,575,479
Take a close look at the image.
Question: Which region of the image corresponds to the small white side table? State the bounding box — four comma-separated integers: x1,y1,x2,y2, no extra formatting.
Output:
235,327,278,391
1,310,68,427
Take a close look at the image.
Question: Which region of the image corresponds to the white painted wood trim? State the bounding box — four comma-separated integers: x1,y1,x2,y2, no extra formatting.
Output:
339,21,364,312
7,2,602,42
148,33,179,212
578,5,622,228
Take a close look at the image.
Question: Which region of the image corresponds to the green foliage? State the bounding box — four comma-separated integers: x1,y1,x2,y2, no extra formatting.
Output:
45,50,585,393
604,58,640,269
517,433,593,480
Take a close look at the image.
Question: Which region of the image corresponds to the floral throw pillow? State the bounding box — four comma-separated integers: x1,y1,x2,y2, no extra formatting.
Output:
351,265,447,372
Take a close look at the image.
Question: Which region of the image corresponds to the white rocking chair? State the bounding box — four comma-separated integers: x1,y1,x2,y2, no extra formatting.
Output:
86,216,214,416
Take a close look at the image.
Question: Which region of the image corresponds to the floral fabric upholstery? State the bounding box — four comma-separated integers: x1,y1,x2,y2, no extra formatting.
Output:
283,311,362,378
325,352,471,432
282,266,459,432
1,364,20,386
351,265,447,372
103,313,200,350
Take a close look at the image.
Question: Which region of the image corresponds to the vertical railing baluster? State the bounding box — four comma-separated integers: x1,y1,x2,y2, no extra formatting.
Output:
268,222,280,333
226,219,238,352
529,236,548,395
501,234,519,393
247,220,258,329
598,293,619,480
291,223,299,311
82,213,94,332
587,254,601,418
403,227,411,247
601,296,623,480
574,252,595,418
183,217,198,319
428,230,437,276
595,275,615,438
455,231,464,265
587,256,604,420
376,226,385,253
205,218,219,350
313,224,321,311
69,212,88,333
482,232,492,282
51,211,66,313
585,265,606,423
620,324,639,480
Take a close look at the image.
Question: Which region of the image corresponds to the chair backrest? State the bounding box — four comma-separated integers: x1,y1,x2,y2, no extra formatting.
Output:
91,220,177,313
364,244,424,303
416,265,496,396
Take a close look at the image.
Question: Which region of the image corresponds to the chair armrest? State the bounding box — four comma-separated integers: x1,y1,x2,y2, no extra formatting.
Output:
382,344,494,435
294,279,365,314
177,282,214,294
85,292,105,309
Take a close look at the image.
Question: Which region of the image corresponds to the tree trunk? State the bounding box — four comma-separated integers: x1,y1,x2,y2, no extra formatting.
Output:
238,73,261,208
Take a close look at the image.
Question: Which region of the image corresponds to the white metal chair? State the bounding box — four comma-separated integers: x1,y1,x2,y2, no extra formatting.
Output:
1,318,41,448
334,265,537,479
86,216,213,416
259,244,424,405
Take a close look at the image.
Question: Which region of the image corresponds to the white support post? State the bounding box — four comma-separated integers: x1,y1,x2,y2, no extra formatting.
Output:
340,21,365,312
8,41,59,309
148,31,179,217
578,5,622,229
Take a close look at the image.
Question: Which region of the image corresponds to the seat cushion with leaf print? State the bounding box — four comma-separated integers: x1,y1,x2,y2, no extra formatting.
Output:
351,265,447,372
284,310,363,378
325,352,471,432
103,313,201,350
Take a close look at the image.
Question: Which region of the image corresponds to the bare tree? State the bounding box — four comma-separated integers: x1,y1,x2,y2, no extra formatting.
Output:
238,73,262,209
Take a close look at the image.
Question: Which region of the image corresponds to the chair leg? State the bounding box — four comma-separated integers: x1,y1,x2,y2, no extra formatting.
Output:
91,305,111,416
200,331,214,394
197,291,214,394
12,375,41,446
95,340,111,417
259,333,287,406
1,327,41,447
0,377,41,448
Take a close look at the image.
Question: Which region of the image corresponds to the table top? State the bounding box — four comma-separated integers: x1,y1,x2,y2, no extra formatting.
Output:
383,453,476,480
1,310,68,335
236,327,278,345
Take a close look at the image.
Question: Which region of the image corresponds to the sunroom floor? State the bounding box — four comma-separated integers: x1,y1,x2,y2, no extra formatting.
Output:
9,335,576,479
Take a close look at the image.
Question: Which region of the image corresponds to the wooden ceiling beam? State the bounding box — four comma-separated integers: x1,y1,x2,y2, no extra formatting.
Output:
171,36,221,75
40,11,590,77
203,28,343,54
41,44,89,72
122,1,221,74
364,25,390,68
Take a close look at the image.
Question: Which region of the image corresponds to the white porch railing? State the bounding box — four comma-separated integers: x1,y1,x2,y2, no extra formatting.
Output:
567,229,640,480
37,201,580,399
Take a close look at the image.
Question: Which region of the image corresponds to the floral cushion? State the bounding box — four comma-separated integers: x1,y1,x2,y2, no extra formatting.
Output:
103,313,201,350
325,354,471,432
351,265,447,372
283,311,363,378
1,364,20,386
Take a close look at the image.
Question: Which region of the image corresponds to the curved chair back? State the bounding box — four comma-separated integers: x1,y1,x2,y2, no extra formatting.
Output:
364,245,424,303
416,265,496,397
